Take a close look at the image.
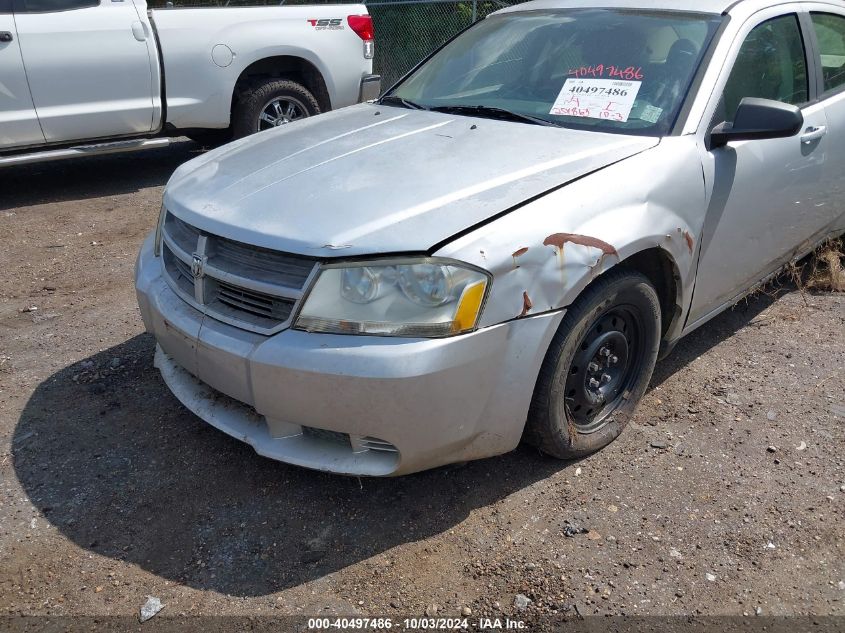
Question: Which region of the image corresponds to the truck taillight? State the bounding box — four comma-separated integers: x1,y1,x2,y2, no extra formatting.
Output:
347,15,375,59
347,15,374,40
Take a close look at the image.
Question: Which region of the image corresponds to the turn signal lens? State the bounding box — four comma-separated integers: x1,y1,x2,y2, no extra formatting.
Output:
452,281,487,333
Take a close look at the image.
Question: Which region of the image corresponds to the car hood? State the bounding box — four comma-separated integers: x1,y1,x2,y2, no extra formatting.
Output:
164,103,659,257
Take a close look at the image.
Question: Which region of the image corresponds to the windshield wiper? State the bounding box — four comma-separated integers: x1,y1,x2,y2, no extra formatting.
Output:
429,104,558,127
378,95,428,110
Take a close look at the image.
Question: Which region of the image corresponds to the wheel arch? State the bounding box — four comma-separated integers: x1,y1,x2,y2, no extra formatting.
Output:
231,55,332,117
618,247,682,339
519,243,683,347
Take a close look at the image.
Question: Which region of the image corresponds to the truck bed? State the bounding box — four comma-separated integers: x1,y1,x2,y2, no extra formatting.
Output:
150,5,372,129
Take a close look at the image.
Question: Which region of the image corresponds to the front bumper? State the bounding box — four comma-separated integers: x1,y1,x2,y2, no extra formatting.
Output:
136,233,563,476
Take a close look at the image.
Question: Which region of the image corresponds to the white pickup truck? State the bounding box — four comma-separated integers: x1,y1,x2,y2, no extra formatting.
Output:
0,0,379,166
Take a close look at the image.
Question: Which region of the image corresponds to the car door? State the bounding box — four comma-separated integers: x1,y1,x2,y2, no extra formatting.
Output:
806,8,845,232
13,0,155,144
688,9,829,326
0,0,44,148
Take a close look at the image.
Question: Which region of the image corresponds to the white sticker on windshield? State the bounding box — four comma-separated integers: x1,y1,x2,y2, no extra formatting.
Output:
550,78,642,122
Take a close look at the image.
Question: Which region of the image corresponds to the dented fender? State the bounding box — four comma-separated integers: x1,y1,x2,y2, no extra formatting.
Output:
436,138,707,338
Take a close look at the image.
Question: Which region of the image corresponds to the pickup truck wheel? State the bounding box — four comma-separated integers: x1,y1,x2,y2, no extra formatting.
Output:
232,79,320,139
525,268,661,460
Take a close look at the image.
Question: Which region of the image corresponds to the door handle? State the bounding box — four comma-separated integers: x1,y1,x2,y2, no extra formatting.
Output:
0,32,13,43
800,126,827,144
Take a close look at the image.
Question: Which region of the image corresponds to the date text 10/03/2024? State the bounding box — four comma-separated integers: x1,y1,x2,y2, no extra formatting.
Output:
306,617,527,630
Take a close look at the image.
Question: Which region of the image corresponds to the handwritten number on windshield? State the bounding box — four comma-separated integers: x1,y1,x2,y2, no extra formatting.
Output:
568,65,644,81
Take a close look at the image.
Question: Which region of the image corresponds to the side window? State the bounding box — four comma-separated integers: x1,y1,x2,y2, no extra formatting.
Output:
17,0,98,11
722,14,808,122
812,13,845,95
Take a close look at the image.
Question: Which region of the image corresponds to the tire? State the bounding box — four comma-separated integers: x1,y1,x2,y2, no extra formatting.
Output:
525,267,662,459
232,79,320,139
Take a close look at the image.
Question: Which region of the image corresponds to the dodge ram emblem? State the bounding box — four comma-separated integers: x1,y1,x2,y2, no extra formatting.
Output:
191,254,205,278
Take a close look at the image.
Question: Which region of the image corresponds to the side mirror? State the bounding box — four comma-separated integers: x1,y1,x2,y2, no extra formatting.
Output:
708,97,803,149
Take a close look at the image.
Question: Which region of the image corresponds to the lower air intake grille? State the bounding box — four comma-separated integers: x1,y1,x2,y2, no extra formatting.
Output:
303,426,351,448
359,437,400,453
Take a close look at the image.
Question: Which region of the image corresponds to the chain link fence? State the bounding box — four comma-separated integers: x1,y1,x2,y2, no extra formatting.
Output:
366,0,526,87
148,0,528,91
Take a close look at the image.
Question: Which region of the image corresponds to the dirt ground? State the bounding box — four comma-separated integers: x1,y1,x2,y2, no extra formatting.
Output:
0,142,843,627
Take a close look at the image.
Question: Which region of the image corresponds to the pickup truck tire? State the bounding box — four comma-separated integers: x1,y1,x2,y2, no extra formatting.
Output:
232,79,320,139
525,268,661,460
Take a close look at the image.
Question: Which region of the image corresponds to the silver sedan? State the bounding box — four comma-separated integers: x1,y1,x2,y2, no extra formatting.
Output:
136,0,845,475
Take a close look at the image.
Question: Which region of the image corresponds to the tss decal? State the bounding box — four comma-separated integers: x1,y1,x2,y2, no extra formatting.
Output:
307,19,344,30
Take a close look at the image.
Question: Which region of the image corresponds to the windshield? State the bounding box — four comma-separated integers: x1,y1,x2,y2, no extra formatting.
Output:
388,9,722,135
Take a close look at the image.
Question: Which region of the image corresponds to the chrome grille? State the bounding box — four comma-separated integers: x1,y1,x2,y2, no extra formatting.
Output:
164,213,201,254
211,238,314,289
160,211,318,335
163,246,195,297
207,279,295,331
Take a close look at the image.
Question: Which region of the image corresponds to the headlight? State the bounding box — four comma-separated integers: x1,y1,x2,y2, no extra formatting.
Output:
153,203,166,257
294,259,490,337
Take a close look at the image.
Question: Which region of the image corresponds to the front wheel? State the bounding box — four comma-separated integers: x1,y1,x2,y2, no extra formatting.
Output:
232,79,320,139
525,268,662,459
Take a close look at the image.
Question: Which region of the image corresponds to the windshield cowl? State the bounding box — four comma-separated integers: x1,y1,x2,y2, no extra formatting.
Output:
429,104,560,127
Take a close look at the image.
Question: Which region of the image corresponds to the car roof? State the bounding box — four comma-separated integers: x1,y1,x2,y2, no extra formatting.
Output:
492,0,796,17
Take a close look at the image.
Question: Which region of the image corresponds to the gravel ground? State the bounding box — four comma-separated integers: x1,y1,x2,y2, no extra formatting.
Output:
0,142,843,627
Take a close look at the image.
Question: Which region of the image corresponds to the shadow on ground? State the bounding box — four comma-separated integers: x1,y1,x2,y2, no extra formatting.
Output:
0,141,202,210
13,334,566,597
13,290,781,597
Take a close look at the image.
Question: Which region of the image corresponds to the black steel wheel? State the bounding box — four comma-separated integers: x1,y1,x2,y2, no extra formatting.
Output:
563,306,646,433
525,267,662,459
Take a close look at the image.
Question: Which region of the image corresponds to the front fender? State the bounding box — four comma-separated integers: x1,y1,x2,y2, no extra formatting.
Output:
436,138,706,338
